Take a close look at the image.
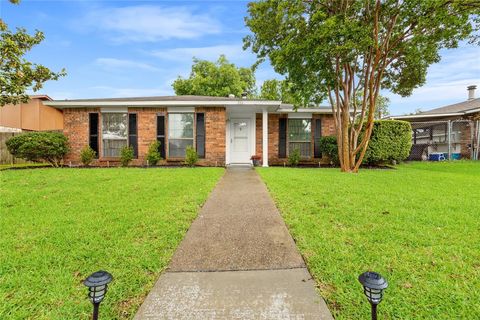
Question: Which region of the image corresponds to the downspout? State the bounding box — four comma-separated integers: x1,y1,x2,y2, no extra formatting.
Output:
447,120,452,160
475,120,480,161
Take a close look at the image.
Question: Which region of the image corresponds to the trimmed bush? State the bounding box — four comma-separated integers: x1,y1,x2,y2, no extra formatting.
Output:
120,146,134,167
362,120,412,165
185,146,199,167
288,148,300,167
318,136,339,165
146,141,162,166
6,131,69,167
80,145,96,166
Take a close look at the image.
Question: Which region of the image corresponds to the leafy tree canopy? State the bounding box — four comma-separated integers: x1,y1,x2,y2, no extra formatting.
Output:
1,0,65,106
245,0,480,172
259,79,300,105
172,55,256,98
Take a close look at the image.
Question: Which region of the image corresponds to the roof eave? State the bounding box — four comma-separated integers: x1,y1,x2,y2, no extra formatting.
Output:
385,112,463,120
43,100,282,109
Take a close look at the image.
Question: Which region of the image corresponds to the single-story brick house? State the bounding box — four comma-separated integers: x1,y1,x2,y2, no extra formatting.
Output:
386,85,480,160
44,95,336,166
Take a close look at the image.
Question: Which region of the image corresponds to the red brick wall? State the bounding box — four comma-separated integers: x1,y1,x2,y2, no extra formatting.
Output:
197,107,226,166
63,108,98,164
130,108,166,165
255,114,336,165
63,107,226,166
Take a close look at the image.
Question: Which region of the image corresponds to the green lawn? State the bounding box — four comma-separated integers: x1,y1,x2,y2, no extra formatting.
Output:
258,162,480,320
0,168,223,319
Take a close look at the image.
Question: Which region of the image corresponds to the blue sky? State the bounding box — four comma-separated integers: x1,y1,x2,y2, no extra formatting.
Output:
1,0,479,115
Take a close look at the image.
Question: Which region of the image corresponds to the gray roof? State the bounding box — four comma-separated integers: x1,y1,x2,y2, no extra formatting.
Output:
54,95,269,103
420,98,480,115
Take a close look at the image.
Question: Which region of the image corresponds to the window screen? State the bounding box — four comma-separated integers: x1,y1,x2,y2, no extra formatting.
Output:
168,113,194,158
288,119,312,158
102,113,128,157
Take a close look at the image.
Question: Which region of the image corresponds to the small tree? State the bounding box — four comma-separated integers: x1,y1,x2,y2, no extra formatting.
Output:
6,132,69,167
120,146,134,167
80,145,96,166
146,141,162,166
184,146,199,167
245,0,480,172
0,0,65,106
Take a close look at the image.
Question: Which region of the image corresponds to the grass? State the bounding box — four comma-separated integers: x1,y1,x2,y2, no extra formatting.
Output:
0,167,224,319
0,163,51,170
257,161,480,319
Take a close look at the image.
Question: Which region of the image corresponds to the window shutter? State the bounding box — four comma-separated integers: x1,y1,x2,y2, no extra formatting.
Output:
279,118,287,158
128,113,138,158
156,115,166,159
314,118,322,158
196,113,205,158
88,113,99,158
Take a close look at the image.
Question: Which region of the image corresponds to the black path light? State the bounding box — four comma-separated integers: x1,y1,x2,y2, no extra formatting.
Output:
83,270,113,320
358,271,388,320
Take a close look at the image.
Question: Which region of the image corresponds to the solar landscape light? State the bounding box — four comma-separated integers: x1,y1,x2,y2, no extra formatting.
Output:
83,270,113,320
358,271,388,320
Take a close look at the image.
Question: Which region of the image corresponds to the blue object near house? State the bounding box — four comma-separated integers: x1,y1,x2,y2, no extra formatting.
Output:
451,153,462,160
429,153,446,161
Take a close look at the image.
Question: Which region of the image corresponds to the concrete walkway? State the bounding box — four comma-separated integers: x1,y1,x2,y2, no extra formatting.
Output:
134,167,333,320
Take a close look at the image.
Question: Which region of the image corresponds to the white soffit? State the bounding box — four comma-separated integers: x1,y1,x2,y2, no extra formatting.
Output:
288,112,312,119
168,106,195,113
100,107,128,113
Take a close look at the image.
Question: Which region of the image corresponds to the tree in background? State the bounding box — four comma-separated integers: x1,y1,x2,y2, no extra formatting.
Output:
355,93,390,119
173,55,256,98
0,0,65,106
259,79,299,105
245,0,479,172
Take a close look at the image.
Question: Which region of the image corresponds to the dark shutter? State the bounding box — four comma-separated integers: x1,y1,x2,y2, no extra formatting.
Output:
279,118,287,158
156,115,166,159
196,113,205,158
88,113,99,158
314,118,322,158
128,113,138,158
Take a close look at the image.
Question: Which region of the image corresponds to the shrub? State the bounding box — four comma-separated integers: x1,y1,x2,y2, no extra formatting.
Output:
6,131,69,167
80,145,96,166
185,146,199,167
318,136,339,165
288,148,301,167
120,146,134,167
362,120,412,165
146,141,162,166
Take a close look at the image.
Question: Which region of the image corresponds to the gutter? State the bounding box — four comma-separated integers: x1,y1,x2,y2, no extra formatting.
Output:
386,113,462,120
43,100,282,108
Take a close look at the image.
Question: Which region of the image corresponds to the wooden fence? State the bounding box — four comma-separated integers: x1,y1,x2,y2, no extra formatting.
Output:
0,132,31,165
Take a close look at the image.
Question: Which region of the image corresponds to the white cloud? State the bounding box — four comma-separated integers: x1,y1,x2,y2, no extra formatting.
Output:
150,44,252,62
95,58,161,72
387,45,480,114
83,5,221,42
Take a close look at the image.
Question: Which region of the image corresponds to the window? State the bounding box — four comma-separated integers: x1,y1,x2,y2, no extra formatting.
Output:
288,119,311,158
102,113,127,157
168,113,194,157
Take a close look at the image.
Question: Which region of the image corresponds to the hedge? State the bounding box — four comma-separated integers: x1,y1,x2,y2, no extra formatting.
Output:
6,131,69,167
362,120,412,164
318,120,412,166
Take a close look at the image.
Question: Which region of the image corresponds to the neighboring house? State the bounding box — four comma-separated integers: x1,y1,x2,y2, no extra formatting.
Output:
44,95,336,166
386,85,480,160
0,95,64,132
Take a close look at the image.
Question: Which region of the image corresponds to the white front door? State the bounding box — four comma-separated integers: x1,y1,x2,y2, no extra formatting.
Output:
230,118,251,163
